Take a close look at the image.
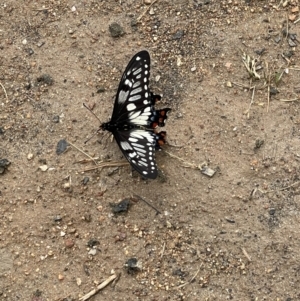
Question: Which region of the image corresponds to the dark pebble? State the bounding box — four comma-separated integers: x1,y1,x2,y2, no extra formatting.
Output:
172,30,184,40
56,139,68,155
111,199,130,213
0,159,11,174
269,208,276,215
53,115,60,123
82,177,89,185
109,22,124,38
87,238,99,248
36,74,54,85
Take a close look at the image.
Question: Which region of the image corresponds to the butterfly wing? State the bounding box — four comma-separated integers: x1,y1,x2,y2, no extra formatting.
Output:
113,129,158,179
111,51,153,127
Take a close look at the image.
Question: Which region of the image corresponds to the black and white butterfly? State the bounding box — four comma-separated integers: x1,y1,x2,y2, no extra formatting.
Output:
100,51,171,179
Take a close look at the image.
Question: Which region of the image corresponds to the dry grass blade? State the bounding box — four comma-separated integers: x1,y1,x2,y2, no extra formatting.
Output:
68,141,98,165
137,0,159,21
0,82,8,102
79,274,118,301
280,98,299,102
175,265,202,289
81,161,129,172
241,52,261,79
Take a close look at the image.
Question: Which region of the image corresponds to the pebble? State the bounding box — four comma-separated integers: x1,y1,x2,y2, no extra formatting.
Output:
88,248,97,256
191,66,196,72
65,239,75,248
39,165,48,172
27,153,34,160
22,39,27,45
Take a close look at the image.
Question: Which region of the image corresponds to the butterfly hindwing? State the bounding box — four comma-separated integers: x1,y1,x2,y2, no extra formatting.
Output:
114,129,158,179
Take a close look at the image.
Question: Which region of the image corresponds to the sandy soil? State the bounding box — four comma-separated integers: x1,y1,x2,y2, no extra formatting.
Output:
1,1,300,300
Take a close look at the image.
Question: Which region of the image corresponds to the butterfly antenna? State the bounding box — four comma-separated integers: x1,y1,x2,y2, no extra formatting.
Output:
83,102,102,123
84,131,99,144
83,102,103,144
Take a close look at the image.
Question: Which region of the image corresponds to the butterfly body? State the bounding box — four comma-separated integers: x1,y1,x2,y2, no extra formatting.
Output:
100,51,170,179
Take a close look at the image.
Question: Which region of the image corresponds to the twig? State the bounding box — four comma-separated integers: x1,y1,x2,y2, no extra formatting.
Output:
164,150,198,169
79,274,119,301
285,13,289,41
0,82,8,102
81,161,129,172
246,86,256,119
175,266,202,289
160,242,166,258
241,247,252,262
294,17,300,24
132,194,161,215
263,181,300,194
289,67,300,71
75,157,100,164
68,141,98,165
280,98,299,102
267,73,271,113
137,0,159,21
231,82,253,89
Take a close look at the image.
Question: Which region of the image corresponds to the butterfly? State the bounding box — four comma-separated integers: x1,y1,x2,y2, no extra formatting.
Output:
100,51,171,179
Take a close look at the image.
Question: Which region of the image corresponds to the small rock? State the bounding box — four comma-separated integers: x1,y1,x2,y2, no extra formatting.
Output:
109,22,124,38
22,39,27,45
0,158,11,174
58,274,64,280
71,6,76,12
172,30,184,40
124,258,142,273
60,231,66,237
76,278,82,286
87,239,99,248
191,66,196,72
269,208,276,215
65,239,75,248
149,7,155,15
82,176,89,185
88,248,97,256
56,139,68,155
110,199,130,213
53,115,60,123
36,74,54,85
39,165,48,172
288,38,297,47
144,0,152,4
27,153,34,160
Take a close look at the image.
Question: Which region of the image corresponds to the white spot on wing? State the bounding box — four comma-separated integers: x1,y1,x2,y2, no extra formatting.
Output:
127,103,136,111
131,87,142,95
133,68,142,75
118,90,129,104
120,141,133,150
129,95,141,102
132,81,141,88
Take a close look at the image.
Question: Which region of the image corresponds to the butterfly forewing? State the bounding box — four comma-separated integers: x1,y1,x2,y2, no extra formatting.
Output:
111,51,152,127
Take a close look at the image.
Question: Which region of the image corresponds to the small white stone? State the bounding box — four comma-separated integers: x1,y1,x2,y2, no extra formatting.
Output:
155,75,161,82
71,6,76,12
27,153,34,160
191,66,196,72
39,165,48,172
60,231,66,237
22,39,27,45
88,248,97,256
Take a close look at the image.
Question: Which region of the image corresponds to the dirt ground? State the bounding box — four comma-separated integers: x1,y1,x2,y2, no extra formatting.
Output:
1,0,300,300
